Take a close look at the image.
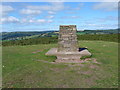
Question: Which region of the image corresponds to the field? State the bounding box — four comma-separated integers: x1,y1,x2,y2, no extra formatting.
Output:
2,41,118,88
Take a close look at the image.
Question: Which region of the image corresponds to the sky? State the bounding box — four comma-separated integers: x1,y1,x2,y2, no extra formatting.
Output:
0,1,118,32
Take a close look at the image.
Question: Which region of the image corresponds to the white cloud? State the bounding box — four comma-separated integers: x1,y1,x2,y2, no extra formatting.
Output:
84,23,117,28
0,16,19,23
97,16,118,22
100,0,119,2
28,19,35,23
79,23,118,30
21,18,27,23
48,11,56,14
6,0,65,2
74,3,84,10
2,0,119,2
50,2,64,11
37,19,46,23
71,16,80,18
37,19,53,23
26,5,51,11
65,11,77,14
20,9,42,15
0,5,14,15
47,19,53,23
1,16,54,24
66,3,84,10
93,2,118,11
20,2,64,16
2,5,14,12
87,24,96,26
46,15,54,19
26,2,64,11
61,16,80,19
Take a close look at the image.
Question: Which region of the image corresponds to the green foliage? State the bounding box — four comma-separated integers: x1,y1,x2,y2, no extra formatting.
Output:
2,37,58,46
78,29,119,34
1,29,119,41
80,55,92,60
2,34,119,46
77,34,119,42
1,31,58,41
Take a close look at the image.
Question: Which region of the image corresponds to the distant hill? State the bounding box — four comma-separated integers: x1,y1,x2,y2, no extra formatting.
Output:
1,31,58,41
1,29,119,41
77,29,119,35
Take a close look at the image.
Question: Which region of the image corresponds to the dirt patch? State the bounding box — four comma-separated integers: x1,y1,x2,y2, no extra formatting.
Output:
80,70,93,75
67,63,85,67
89,64,99,69
35,59,56,64
55,58,101,64
35,58,101,66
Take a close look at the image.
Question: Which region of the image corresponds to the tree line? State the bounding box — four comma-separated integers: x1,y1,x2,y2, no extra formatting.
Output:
2,34,119,46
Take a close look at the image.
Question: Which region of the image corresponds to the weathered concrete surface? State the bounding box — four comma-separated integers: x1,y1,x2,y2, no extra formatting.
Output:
46,48,91,56
45,48,91,63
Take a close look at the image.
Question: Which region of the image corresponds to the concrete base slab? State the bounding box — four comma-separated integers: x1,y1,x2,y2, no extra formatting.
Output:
45,48,92,63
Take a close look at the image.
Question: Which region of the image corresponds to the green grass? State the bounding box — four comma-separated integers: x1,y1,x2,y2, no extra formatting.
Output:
2,41,118,88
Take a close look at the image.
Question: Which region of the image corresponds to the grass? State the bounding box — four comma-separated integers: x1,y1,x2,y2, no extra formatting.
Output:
2,41,118,88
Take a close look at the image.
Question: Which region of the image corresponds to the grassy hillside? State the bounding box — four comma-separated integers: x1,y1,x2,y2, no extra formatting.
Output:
1,31,58,41
2,34,119,46
77,29,119,35
1,29,119,41
2,41,118,88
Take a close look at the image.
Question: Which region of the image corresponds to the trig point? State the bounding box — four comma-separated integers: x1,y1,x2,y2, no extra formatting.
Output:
58,25,78,52
46,25,91,63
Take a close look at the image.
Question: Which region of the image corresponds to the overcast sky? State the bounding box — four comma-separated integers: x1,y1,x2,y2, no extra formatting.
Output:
0,1,118,32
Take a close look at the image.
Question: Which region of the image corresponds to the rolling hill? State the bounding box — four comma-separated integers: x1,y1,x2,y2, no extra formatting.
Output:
1,29,119,41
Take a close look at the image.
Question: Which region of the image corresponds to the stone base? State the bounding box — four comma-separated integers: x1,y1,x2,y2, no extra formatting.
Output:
55,59,85,63
45,48,91,63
